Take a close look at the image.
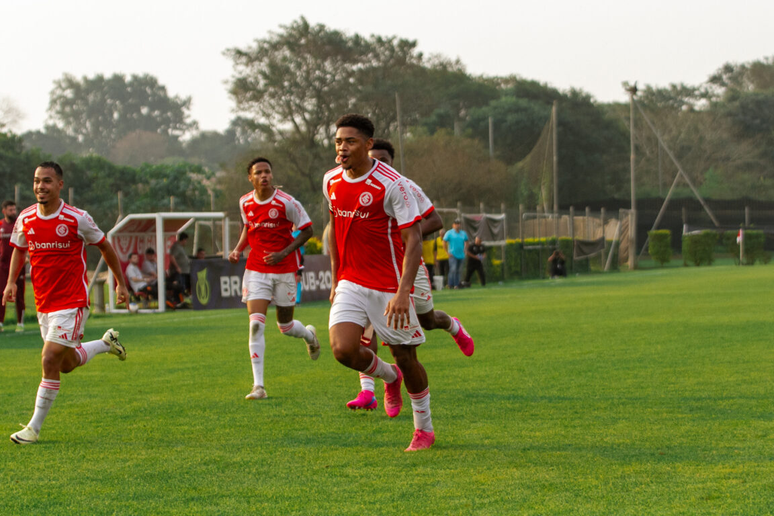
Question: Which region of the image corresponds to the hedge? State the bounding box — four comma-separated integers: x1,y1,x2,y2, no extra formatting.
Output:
484,238,619,281
722,230,771,265
648,230,672,266
682,231,718,266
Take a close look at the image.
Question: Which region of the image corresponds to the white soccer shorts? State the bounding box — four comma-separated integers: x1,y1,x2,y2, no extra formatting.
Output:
329,280,425,346
241,269,297,307
38,307,89,347
412,263,434,315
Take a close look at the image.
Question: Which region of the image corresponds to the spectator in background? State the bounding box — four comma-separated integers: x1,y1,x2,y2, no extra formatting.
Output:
463,236,486,287
125,252,157,301
443,220,468,289
548,249,567,278
0,200,25,332
168,232,191,295
142,248,158,282
422,234,436,288
435,229,449,288
195,248,206,259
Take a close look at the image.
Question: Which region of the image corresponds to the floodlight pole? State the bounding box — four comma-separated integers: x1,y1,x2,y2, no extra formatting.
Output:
626,84,638,270
552,101,559,239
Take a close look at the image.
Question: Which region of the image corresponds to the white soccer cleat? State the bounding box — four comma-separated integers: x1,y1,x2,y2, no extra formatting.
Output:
10,424,39,445
102,328,127,361
245,385,267,400
15,324,25,333
305,325,321,361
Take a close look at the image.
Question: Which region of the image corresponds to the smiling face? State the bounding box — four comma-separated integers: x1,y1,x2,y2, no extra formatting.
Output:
34,166,63,206
248,161,273,192
335,126,373,175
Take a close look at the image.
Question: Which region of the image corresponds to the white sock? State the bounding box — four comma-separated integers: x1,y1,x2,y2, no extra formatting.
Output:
447,318,460,336
249,314,266,387
28,378,60,433
76,339,110,366
409,388,433,432
359,373,375,392
278,320,313,342
362,353,398,384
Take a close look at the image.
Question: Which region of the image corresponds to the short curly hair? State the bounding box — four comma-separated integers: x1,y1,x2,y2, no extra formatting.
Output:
335,114,375,139
371,139,395,161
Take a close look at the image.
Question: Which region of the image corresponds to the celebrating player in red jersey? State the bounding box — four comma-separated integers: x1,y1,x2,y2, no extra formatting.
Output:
0,200,26,332
346,139,475,413
229,157,320,400
324,114,435,451
4,162,129,445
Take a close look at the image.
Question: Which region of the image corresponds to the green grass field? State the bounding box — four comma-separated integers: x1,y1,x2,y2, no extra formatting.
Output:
2,264,773,515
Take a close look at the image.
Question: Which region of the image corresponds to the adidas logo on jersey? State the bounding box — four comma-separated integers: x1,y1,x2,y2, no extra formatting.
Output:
331,193,337,200
27,228,35,235
248,211,254,217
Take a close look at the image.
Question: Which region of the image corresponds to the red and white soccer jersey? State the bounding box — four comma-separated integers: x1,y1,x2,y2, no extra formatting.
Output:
403,177,435,221
323,160,421,293
239,188,312,274
10,201,105,313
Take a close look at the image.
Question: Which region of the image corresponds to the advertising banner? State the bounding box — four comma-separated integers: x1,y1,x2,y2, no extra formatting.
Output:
191,255,332,310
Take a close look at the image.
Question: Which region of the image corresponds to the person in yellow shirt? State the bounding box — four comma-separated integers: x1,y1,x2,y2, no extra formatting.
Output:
422,235,436,287
435,229,449,288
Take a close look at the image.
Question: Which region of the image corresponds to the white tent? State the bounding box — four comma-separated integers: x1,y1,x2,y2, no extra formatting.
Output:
106,212,230,313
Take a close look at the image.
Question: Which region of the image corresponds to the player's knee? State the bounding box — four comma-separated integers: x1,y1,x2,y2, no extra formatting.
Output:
417,312,437,331
41,353,61,373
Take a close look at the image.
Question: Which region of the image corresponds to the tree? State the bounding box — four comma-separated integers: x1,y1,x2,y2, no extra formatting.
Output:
0,97,25,131
0,131,46,206
22,125,83,157
225,17,488,199
403,133,514,208
47,73,197,156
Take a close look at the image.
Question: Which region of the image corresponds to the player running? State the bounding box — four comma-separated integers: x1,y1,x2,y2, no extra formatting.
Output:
325,114,435,451
346,139,475,413
4,162,129,445
0,200,26,332
228,157,320,400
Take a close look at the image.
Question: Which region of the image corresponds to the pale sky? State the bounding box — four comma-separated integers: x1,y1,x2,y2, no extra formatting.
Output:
2,0,772,134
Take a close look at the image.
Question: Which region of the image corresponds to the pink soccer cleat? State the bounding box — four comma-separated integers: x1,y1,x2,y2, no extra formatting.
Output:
346,390,377,411
405,429,435,451
452,317,475,357
384,365,403,418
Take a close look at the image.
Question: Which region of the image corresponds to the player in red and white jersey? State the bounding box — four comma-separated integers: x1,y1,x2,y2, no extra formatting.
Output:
0,200,25,332
228,157,320,401
3,162,129,445
324,114,435,451
345,139,476,415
